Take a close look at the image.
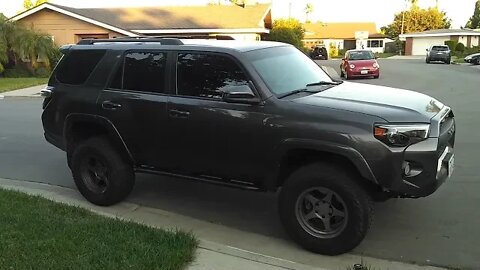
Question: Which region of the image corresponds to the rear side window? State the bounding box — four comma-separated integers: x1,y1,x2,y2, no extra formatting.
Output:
176,53,249,99
56,50,106,85
109,51,167,93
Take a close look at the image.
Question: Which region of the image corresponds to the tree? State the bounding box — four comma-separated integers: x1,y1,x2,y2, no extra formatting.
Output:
381,5,451,38
465,0,480,29
0,15,57,74
23,0,48,10
305,3,314,23
268,18,305,49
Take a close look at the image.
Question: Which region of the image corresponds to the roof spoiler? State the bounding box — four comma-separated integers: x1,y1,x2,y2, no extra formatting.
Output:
59,45,73,54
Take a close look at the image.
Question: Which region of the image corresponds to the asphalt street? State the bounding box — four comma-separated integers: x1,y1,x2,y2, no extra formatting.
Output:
1,59,479,269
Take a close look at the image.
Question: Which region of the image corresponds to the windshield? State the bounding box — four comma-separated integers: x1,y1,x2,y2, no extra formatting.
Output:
246,46,332,96
432,46,449,51
348,50,375,60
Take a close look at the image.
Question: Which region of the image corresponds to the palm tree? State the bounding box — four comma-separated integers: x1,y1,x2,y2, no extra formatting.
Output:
0,16,57,73
305,3,314,23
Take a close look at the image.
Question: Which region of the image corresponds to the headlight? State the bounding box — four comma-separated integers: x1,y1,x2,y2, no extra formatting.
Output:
349,64,355,69
465,56,472,60
373,63,379,68
374,124,430,147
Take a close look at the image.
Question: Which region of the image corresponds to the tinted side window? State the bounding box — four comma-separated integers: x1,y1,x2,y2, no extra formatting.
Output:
176,53,248,99
56,50,106,85
121,52,167,93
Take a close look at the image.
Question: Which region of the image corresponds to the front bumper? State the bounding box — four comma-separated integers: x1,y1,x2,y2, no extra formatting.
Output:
348,68,379,77
368,107,455,198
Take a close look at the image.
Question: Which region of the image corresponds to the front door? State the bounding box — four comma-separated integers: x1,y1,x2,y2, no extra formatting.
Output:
97,50,172,168
166,52,269,183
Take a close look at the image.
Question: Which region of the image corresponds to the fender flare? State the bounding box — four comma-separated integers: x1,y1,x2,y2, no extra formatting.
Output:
63,113,134,164
272,138,377,188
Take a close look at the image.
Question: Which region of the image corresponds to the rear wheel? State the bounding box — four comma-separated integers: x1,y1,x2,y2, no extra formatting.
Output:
279,162,373,255
71,136,135,206
426,58,430,64
445,59,451,64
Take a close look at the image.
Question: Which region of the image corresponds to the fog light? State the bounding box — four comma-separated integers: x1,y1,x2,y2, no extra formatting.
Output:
403,161,411,176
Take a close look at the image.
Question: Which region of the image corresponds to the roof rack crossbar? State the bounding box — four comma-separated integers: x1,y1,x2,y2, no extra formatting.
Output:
77,37,184,45
144,35,235,40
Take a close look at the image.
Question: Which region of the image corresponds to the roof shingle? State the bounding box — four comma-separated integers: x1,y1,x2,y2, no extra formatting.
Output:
49,3,271,31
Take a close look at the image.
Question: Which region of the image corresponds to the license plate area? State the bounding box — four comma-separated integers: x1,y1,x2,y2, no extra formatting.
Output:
361,70,368,74
447,154,454,177
437,146,454,178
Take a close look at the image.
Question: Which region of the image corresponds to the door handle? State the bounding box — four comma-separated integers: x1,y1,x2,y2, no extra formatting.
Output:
102,101,122,110
169,109,190,118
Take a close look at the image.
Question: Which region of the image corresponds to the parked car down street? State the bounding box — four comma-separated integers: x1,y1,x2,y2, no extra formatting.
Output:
340,49,380,80
426,45,451,64
464,52,480,65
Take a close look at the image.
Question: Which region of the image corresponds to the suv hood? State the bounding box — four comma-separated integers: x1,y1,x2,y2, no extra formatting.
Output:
294,82,444,122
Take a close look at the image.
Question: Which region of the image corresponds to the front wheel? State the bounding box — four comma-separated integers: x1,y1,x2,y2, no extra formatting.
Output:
279,163,373,255
426,58,430,64
71,136,135,206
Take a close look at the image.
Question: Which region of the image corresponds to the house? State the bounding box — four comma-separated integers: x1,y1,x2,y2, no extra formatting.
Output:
303,22,393,53
9,2,272,45
400,29,480,56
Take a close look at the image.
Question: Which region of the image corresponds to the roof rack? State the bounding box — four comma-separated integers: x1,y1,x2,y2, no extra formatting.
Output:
76,35,235,45
146,35,235,40
77,37,184,45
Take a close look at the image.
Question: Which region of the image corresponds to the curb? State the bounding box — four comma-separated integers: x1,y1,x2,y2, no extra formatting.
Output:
0,178,448,270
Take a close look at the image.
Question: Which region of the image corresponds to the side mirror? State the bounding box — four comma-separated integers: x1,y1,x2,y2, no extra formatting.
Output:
341,58,345,61
222,84,261,105
426,49,429,52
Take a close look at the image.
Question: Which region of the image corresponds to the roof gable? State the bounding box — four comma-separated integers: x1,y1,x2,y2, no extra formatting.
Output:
304,22,378,39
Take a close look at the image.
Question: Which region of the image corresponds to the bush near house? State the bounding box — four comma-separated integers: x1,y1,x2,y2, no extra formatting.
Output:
455,42,466,53
0,14,59,76
268,18,306,50
444,40,458,51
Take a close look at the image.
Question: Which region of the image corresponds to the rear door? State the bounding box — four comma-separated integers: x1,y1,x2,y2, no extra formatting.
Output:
97,50,173,168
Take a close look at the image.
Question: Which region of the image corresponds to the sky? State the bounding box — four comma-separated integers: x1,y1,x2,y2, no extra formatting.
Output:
0,0,477,29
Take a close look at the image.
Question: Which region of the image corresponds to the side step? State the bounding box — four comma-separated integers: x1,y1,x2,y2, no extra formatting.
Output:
136,167,261,191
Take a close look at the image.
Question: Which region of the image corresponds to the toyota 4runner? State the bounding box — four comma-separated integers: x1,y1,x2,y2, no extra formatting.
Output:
41,37,456,255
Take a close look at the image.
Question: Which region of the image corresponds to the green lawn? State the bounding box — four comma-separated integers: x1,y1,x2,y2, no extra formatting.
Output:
0,77,49,93
0,189,197,270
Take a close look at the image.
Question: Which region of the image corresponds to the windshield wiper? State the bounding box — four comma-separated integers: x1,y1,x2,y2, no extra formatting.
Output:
278,88,323,99
279,81,343,99
306,81,343,87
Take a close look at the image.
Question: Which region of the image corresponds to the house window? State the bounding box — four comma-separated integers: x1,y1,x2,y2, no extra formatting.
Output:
367,40,384,48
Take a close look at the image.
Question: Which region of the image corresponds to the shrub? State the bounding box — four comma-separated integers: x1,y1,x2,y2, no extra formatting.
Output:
34,66,51,78
329,43,338,58
445,40,458,51
338,49,347,58
384,41,397,53
455,42,466,52
268,18,305,50
3,64,33,78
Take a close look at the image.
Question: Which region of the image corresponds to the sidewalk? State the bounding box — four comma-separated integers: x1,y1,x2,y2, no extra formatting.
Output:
0,178,447,270
387,55,425,60
0,84,46,98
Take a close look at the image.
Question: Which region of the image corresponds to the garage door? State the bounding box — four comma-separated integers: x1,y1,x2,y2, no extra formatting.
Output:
412,37,449,55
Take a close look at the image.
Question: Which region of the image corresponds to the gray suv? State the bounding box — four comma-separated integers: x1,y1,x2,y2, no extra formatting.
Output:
41,37,456,255
426,45,451,64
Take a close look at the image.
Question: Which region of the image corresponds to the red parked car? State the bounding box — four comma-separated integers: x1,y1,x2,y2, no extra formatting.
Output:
340,50,380,79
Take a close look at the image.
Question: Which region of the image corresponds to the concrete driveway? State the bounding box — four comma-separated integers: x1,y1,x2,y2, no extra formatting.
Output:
1,59,479,270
